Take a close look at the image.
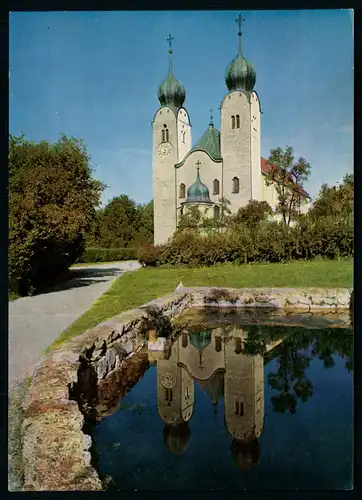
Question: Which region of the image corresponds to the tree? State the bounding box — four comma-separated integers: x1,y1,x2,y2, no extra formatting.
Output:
9,134,104,294
235,200,273,230
98,195,140,247
309,173,353,220
177,205,203,231
265,146,311,226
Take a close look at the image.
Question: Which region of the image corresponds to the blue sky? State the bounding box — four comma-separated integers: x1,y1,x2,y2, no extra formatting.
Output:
9,10,353,206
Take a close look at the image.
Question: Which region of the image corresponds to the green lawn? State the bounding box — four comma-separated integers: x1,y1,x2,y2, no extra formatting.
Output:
46,258,353,352
9,293,20,302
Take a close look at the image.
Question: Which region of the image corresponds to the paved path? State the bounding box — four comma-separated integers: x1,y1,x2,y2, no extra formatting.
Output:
8,261,141,389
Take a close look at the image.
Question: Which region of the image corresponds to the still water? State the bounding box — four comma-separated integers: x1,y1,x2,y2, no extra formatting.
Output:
90,310,353,491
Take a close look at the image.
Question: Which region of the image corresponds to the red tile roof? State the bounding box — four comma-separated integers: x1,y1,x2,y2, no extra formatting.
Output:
260,157,309,199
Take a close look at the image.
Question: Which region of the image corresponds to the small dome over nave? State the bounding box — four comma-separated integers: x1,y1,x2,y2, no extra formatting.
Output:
184,170,212,205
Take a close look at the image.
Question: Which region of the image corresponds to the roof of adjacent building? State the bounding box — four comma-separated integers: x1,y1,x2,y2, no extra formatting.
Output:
260,158,310,199
193,124,222,161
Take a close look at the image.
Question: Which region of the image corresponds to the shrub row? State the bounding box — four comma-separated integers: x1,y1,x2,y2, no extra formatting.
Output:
138,216,353,267
75,247,138,263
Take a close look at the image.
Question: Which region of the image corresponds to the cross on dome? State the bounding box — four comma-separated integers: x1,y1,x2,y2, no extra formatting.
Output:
235,13,245,35
167,34,174,53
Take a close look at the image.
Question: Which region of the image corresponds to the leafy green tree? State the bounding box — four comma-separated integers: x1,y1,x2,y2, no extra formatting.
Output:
265,146,311,226
177,205,203,231
9,134,104,294
235,200,273,230
309,173,353,220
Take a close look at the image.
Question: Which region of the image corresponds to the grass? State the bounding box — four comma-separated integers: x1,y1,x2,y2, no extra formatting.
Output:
9,292,20,301
70,261,126,268
46,258,353,352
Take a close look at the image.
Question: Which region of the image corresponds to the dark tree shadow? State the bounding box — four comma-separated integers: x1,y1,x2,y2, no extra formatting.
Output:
37,267,124,295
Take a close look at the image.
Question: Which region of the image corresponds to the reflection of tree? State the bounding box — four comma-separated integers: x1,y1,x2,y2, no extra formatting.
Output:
266,326,353,414
268,338,313,414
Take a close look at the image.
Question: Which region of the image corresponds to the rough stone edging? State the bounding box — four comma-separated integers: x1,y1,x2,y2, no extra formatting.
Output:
21,286,352,491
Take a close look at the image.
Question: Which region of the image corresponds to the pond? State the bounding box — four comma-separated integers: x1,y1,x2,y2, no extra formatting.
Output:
90,309,353,491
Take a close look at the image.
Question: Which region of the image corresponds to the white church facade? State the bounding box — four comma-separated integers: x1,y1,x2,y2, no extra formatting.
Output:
152,17,309,245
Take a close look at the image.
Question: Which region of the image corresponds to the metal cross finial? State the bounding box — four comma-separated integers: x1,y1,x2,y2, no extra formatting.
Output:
235,13,245,35
209,108,214,124
196,160,201,171
167,34,174,53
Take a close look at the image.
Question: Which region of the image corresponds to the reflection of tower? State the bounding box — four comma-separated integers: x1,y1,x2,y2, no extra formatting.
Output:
157,340,194,455
224,327,264,471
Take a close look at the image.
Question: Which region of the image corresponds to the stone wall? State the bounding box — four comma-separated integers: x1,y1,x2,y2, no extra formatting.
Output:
21,291,192,491
21,286,352,491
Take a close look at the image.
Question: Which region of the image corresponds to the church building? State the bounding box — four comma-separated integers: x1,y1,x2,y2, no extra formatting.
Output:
152,15,309,245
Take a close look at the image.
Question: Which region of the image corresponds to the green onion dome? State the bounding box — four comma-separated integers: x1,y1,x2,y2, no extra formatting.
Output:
158,50,186,108
184,169,212,204
225,26,256,92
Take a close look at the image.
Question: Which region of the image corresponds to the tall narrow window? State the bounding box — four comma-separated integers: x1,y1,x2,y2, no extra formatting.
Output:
182,131,186,143
231,115,235,129
213,179,220,195
235,401,244,416
214,205,220,221
234,337,242,354
164,388,173,402
165,129,169,141
215,336,222,352
179,183,186,199
182,331,188,347
161,130,165,142
232,177,240,194
236,115,240,128
185,386,190,400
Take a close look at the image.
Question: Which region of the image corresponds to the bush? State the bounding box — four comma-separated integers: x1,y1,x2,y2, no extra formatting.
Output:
75,247,138,263
139,215,353,268
9,134,103,295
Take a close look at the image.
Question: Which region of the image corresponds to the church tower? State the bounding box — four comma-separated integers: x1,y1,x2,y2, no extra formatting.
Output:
220,15,262,214
152,35,192,245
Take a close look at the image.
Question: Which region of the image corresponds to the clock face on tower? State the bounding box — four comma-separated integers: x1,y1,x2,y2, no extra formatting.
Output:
157,142,172,159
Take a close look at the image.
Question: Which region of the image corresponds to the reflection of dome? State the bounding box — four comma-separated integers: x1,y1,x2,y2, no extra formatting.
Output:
198,370,224,404
230,437,261,471
189,330,212,350
162,421,191,455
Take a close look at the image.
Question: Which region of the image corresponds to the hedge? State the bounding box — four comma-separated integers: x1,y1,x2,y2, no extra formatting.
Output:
138,216,353,268
75,247,138,263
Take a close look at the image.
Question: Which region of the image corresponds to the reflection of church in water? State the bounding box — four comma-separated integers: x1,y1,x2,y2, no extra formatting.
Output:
154,328,281,471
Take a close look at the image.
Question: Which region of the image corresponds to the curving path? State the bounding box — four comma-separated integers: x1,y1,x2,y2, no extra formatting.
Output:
8,261,141,389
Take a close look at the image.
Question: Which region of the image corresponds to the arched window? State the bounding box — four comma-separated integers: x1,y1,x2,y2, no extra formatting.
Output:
182,131,186,143
232,177,240,194
215,336,222,352
161,130,165,142
231,115,235,129
179,183,186,199
234,337,242,354
235,401,244,416
182,331,188,347
236,115,240,128
214,205,220,221
213,179,220,195
165,129,169,141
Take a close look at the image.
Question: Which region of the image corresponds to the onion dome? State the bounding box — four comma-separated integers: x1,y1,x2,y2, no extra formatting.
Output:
225,15,256,92
188,330,212,350
162,421,191,456
157,35,186,108
194,109,222,160
230,437,261,471
184,168,212,204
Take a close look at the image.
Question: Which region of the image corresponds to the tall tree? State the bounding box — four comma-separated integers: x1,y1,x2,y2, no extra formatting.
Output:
235,200,272,230
265,146,311,226
9,134,104,294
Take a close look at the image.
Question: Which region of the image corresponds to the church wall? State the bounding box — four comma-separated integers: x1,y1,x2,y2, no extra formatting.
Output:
175,150,223,224
253,354,264,438
177,108,192,163
220,90,252,214
262,176,278,210
153,106,179,245
250,92,263,201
